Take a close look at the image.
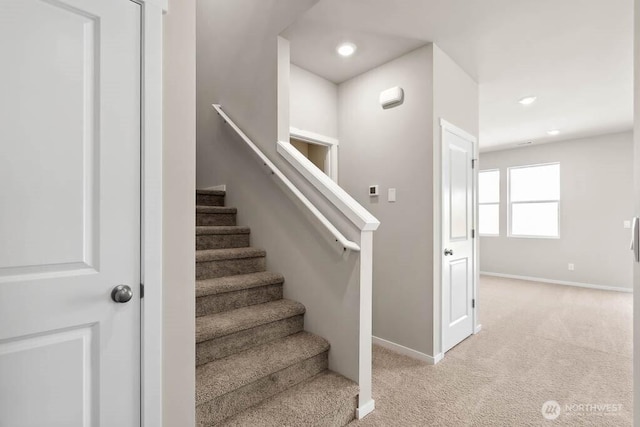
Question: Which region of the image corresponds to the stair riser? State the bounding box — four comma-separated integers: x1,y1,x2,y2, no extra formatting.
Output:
196,213,236,226
316,397,357,426
196,194,225,206
196,352,328,426
196,315,303,365
196,257,266,280
196,283,282,316
196,233,249,250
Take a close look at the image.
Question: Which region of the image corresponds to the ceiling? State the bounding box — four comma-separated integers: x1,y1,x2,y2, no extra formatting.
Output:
282,0,634,151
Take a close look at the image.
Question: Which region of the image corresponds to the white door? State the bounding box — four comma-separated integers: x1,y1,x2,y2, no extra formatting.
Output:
441,122,476,353
0,0,141,425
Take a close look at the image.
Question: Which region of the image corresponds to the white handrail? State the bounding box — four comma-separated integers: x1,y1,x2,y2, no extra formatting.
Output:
276,140,380,231
212,104,361,252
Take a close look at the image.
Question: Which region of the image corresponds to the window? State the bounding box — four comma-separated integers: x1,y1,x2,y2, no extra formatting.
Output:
508,163,560,238
478,170,500,236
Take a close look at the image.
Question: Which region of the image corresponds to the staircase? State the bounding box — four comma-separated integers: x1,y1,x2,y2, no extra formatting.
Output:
195,189,359,426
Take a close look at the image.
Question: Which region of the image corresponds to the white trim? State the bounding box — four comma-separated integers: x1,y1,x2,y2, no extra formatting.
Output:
474,324,482,334
276,140,379,231
372,336,443,365
440,118,478,144
480,272,633,293
290,127,338,146
358,231,374,416
289,127,339,182
356,399,376,419
138,0,168,12
200,184,226,191
139,1,164,426
213,104,361,252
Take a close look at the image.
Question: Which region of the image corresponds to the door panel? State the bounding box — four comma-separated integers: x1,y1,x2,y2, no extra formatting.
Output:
442,125,475,353
0,0,141,425
448,259,469,324
449,145,470,241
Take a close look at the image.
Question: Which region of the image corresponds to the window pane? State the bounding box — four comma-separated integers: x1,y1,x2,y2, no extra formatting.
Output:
510,164,560,202
479,204,499,235
511,202,559,237
479,170,500,203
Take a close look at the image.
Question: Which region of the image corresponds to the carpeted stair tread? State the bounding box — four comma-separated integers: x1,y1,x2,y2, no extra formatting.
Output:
196,247,265,262
196,331,329,406
220,371,359,427
196,226,250,235
196,272,284,298
197,189,226,196
196,299,305,343
196,206,237,214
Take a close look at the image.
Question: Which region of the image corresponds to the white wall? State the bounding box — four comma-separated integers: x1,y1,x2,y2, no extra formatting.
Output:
339,45,435,356
290,64,338,138
633,0,639,422
196,0,367,385
479,132,634,290
163,0,196,424
432,44,480,355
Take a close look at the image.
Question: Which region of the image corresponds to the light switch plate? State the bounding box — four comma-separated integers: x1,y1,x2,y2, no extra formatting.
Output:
624,220,631,229
388,188,396,202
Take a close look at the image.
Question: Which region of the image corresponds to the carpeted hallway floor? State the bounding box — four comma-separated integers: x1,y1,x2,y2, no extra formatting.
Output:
351,275,633,426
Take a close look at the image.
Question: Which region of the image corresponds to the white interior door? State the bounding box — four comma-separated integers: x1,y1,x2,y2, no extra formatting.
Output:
441,122,476,353
0,0,141,425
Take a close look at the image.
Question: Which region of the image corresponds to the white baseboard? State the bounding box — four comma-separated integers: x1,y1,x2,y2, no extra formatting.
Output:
372,336,442,365
474,324,482,334
480,271,633,293
200,184,226,191
356,399,375,419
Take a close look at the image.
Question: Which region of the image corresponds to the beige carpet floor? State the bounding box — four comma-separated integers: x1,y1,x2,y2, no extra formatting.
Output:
351,275,633,426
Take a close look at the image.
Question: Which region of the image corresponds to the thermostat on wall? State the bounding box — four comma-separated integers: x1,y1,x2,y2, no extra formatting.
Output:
379,86,404,109
369,185,379,196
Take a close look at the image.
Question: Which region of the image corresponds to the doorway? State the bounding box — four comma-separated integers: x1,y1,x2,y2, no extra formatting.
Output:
440,119,479,354
289,128,339,181
291,138,329,174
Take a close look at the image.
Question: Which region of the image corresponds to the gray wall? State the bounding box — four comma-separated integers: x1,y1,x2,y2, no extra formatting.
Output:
163,0,196,424
432,44,480,354
338,44,478,358
479,132,634,289
196,0,365,383
290,64,338,138
339,46,436,355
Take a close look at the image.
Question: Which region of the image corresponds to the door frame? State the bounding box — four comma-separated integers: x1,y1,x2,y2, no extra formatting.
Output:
290,127,339,181
437,118,481,361
136,0,166,425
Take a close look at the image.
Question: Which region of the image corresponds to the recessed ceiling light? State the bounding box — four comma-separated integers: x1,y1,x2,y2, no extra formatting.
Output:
547,129,560,136
518,96,537,105
336,42,357,57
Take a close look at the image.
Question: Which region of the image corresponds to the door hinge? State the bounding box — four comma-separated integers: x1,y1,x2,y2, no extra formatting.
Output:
472,229,475,238
140,283,144,299
472,298,475,309
471,159,477,169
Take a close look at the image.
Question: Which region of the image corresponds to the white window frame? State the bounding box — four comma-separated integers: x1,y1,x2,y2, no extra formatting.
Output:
507,162,561,239
478,169,500,237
